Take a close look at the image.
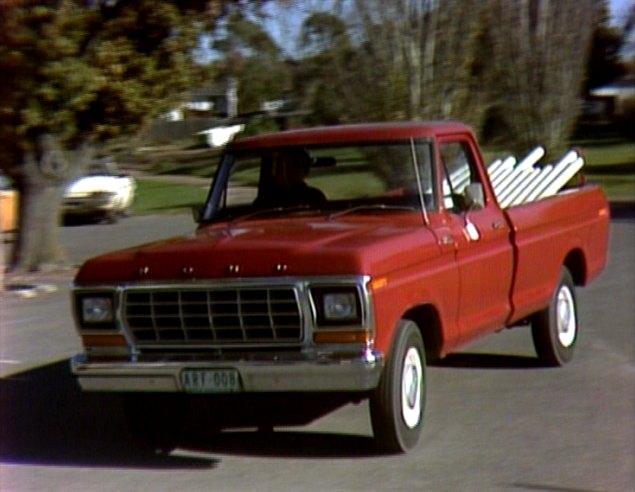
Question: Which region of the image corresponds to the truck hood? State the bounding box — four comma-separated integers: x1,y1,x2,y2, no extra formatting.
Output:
75,216,441,283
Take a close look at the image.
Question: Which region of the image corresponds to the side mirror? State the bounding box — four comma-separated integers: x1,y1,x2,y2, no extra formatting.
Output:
464,183,485,210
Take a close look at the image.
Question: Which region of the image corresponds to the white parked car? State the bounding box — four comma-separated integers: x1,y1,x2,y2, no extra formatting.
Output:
63,158,136,222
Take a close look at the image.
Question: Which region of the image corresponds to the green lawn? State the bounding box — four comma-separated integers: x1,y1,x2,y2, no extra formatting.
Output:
580,141,635,201
582,142,635,168
584,174,635,200
132,180,209,215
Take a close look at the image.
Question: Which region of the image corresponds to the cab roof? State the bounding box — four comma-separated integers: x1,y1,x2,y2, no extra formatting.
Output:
230,121,474,150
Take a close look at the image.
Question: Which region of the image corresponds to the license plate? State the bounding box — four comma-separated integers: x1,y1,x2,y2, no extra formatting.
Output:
180,369,241,393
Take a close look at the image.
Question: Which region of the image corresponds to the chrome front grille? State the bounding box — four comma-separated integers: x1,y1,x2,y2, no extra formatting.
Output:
123,287,302,345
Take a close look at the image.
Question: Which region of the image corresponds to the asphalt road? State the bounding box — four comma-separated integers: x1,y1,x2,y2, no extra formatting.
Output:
1,211,633,492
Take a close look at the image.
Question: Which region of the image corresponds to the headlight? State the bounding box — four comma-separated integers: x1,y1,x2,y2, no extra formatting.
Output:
76,293,116,329
310,287,363,327
324,293,358,320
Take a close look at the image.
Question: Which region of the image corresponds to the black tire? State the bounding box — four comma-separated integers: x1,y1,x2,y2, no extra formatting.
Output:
531,268,578,366
103,211,118,224
122,394,187,453
370,319,426,453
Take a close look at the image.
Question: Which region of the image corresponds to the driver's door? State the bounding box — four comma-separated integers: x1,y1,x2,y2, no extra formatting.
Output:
438,136,514,344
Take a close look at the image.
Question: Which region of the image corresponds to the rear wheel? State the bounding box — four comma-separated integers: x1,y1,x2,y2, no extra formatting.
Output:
370,320,426,453
531,268,578,366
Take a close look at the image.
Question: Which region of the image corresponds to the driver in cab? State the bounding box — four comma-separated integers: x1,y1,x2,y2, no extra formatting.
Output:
255,148,326,208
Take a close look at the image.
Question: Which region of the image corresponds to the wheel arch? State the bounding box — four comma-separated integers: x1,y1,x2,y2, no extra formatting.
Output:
401,304,443,362
563,248,587,286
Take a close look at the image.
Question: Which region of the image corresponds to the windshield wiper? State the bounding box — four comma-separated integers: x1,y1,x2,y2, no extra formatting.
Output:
328,204,416,221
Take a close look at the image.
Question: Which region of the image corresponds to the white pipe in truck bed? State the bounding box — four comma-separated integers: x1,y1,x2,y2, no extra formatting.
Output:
487,147,584,208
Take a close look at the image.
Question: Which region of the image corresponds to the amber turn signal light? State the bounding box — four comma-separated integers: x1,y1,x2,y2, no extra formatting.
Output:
81,334,127,347
313,330,371,344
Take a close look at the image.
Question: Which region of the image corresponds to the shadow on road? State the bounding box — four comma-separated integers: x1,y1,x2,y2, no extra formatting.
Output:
0,360,382,466
433,352,547,369
182,431,380,459
0,360,216,469
1,353,560,466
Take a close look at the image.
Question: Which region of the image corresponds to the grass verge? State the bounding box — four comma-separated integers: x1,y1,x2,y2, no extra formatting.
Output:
132,180,209,215
581,140,634,201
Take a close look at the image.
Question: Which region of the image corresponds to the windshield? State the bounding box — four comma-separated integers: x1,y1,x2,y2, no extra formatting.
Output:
202,140,436,221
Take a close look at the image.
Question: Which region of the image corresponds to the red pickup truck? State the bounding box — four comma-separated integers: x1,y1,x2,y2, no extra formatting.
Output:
70,122,609,453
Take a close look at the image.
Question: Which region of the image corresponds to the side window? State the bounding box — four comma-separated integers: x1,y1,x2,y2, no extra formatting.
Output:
440,141,481,212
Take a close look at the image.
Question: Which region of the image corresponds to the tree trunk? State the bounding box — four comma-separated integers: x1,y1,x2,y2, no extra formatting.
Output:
10,180,67,273
7,135,89,273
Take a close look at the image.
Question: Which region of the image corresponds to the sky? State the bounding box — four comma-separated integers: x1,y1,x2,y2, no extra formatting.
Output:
610,0,633,24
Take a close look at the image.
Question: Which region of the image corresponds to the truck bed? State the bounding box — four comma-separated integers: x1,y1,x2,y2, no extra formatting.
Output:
504,184,610,325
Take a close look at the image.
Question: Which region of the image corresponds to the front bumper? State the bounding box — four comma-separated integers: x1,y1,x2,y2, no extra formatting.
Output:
62,194,117,215
70,349,384,393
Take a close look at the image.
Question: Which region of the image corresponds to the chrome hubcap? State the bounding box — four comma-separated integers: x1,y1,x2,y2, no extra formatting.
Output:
556,286,576,347
401,347,423,429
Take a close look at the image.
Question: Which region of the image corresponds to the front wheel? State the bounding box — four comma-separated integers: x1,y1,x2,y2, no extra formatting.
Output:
531,268,578,366
370,320,426,453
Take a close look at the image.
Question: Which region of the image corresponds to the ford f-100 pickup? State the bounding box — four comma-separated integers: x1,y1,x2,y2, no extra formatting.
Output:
70,122,609,453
